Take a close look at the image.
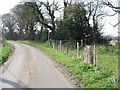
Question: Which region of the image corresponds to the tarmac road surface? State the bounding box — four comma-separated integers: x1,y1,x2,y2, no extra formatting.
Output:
0,41,74,88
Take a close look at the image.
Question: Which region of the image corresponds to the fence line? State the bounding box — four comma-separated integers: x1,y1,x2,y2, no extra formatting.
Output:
48,40,118,82
49,40,117,69
49,40,97,64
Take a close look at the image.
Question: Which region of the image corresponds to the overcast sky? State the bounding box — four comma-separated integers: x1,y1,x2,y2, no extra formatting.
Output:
0,0,118,37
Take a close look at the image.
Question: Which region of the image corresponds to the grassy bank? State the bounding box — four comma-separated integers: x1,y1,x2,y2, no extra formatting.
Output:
0,42,14,64
20,41,118,88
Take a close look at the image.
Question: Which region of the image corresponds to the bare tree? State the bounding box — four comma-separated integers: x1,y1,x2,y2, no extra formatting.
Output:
24,0,62,39
81,0,106,44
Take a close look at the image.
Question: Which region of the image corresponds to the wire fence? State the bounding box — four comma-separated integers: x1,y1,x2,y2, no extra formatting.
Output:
49,40,84,59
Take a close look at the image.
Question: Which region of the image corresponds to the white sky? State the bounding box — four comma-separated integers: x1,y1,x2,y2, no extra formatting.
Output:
0,0,118,37
0,0,21,15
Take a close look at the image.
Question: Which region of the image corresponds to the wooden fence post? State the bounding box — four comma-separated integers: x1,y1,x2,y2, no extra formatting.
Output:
93,45,96,66
66,46,68,54
77,42,79,59
52,41,55,49
81,40,83,47
60,40,62,51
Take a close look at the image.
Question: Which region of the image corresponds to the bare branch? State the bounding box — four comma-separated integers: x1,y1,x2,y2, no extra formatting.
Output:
105,12,117,16
114,22,120,27
103,2,120,9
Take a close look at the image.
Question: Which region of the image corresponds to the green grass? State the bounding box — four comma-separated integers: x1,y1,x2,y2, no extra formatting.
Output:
20,41,118,88
97,45,118,73
0,42,13,64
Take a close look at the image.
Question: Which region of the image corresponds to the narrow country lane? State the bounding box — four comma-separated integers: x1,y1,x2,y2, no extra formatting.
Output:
0,41,74,88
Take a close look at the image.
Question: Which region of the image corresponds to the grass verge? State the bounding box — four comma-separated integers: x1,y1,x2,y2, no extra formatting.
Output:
0,41,14,64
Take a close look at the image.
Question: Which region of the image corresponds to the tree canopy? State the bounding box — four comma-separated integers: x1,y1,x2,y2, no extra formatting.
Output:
1,0,110,44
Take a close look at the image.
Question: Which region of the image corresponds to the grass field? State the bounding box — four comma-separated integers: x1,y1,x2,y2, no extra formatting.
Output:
97,45,118,72
20,41,118,88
